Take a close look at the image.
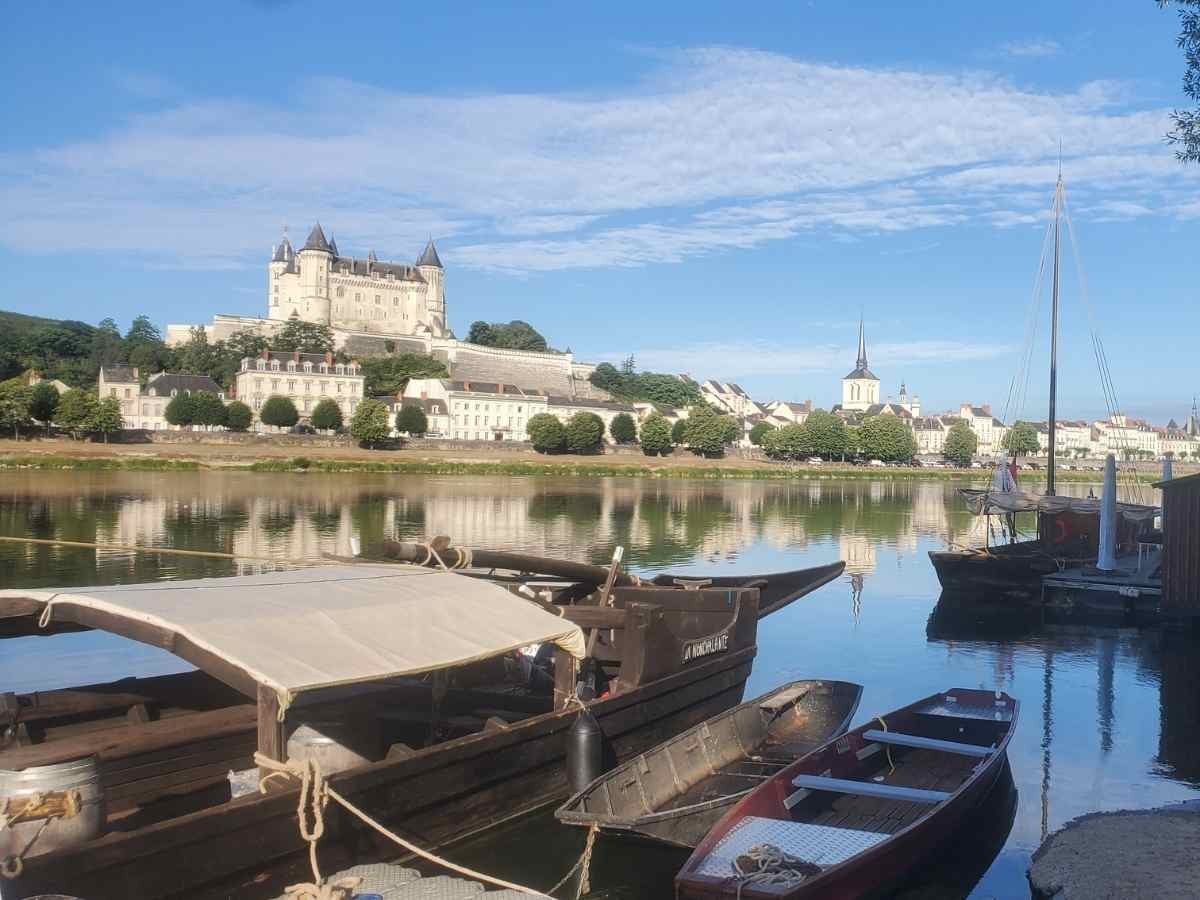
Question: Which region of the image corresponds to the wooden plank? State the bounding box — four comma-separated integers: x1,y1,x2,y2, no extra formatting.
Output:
862,729,991,757
791,774,950,804
256,686,284,779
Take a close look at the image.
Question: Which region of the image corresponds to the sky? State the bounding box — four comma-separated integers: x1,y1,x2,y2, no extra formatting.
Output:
1,1,1197,423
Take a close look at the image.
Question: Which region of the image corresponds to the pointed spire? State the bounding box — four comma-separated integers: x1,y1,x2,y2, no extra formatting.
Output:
303,222,331,253
328,234,339,257
417,237,443,269
271,231,293,263
856,313,868,370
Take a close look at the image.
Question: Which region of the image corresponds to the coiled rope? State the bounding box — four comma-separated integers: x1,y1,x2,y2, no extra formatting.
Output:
0,789,83,880
730,843,820,899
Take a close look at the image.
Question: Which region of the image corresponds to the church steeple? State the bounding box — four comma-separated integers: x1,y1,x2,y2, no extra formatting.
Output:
856,314,868,371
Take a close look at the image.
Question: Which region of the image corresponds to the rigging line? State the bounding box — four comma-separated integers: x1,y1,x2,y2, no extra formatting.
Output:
1014,206,1057,427
1005,205,1055,432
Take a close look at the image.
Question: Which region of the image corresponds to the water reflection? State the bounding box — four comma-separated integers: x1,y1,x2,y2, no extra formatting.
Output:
0,471,1190,898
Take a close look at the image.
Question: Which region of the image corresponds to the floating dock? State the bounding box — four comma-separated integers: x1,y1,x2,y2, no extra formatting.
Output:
1041,547,1162,620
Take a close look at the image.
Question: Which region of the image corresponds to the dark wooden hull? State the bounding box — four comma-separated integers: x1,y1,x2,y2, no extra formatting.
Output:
929,541,1062,602
676,688,1018,899
556,680,862,849
653,562,846,619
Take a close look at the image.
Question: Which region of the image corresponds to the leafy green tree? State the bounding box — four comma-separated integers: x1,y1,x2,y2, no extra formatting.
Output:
857,415,917,463
350,398,391,448
177,327,221,377
260,395,300,430
749,421,776,446
360,354,448,396
639,413,673,456
1160,0,1200,162
683,403,739,457
124,315,171,374
803,410,851,459
1002,421,1040,457
0,383,32,438
54,388,98,439
190,392,228,428
671,418,688,445
209,331,271,388
272,315,335,354
466,320,549,352
610,412,637,444
225,401,252,432
396,404,428,436
164,392,196,428
527,413,567,453
588,361,701,406
762,424,810,460
28,381,60,432
565,411,605,454
90,318,125,369
89,396,124,442
310,398,343,432
466,321,496,346
942,421,978,467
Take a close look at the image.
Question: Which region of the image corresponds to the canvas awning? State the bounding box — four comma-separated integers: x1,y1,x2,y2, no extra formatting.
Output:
958,489,1159,523
0,565,585,711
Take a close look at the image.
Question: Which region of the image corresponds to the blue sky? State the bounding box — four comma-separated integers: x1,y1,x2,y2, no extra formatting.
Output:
2,1,1197,422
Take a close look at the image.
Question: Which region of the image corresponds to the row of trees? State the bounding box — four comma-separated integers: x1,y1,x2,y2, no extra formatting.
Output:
755,410,920,464
525,403,742,458
466,320,554,353
0,382,123,441
588,358,702,408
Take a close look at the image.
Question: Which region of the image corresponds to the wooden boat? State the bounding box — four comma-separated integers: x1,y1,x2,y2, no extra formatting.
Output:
675,688,1018,899
0,562,772,900
555,679,862,848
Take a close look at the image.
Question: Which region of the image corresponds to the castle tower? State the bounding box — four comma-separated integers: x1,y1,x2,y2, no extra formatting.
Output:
268,232,294,316
416,238,446,336
296,223,333,324
841,315,880,412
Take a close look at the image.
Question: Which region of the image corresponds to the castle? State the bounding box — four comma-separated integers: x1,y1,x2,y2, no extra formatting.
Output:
268,224,448,338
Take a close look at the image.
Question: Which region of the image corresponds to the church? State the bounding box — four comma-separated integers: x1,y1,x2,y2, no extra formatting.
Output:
836,316,920,419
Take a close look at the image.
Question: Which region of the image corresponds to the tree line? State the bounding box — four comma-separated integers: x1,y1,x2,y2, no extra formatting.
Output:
588,357,702,407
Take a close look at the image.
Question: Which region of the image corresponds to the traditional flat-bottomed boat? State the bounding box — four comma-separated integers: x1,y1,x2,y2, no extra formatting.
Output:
0,561,786,900
555,679,862,849
675,688,1018,899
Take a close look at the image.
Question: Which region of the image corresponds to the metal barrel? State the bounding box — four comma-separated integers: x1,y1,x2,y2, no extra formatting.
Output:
0,757,105,859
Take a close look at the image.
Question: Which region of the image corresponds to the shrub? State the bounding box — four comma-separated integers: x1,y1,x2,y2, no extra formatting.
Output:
0,383,33,438
942,422,978,467
190,391,228,428
396,404,428,436
225,401,252,432
310,398,344,432
164,392,196,428
639,413,673,456
349,398,391,448
29,381,60,427
682,403,739,457
565,412,605,454
749,421,775,446
260,395,299,430
54,388,98,439
609,412,637,444
527,413,567,453
762,423,810,460
857,415,917,463
671,418,688,445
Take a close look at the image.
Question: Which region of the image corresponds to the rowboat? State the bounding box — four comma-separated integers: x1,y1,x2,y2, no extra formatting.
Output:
556,679,862,848
675,688,1018,898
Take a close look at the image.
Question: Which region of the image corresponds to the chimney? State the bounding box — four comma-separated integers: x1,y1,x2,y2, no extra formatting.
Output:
261,349,270,360
982,404,992,415
420,390,428,401
293,350,300,362
325,351,334,365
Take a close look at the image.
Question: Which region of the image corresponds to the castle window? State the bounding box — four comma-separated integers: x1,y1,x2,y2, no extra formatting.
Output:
336,287,345,298
287,361,296,372
393,298,399,306
256,360,266,371
270,360,280,371
354,293,361,302
303,362,312,373
375,295,381,305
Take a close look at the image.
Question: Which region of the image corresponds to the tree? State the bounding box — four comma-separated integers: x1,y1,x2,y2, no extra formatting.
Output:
273,315,335,354
466,320,549,352
565,412,605,454
164,392,197,428
177,327,220,377
190,392,228,429
466,321,496,346
671,418,689,445
89,396,124,442
610,412,637,444
28,381,60,432
942,422,978,467
1160,0,1200,162
803,410,851,459
396,404,428,436
225,401,252,432
1002,421,1040,457
124,315,170,374
90,318,125,369
54,388,98,439
683,403,739,457
639,413,673,456
350,399,391,448
527,413,567,453
857,415,917,463
260,395,299,430
587,361,701,406
749,421,776,446
310,398,344,432
0,383,32,438
762,423,811,460
359,354,448,396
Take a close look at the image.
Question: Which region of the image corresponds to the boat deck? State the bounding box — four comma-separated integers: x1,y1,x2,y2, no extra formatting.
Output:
1042,548,1162,616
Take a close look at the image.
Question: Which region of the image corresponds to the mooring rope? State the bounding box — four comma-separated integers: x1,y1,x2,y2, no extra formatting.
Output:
545,823,597,899
875,716,896,776
730,842,820,899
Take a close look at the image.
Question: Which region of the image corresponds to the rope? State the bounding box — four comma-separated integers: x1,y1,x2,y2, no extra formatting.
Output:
0,534,314,567
875,716,896,775
730,842,820,899
545,824,597,899
0,789,82,880
253,753,549,898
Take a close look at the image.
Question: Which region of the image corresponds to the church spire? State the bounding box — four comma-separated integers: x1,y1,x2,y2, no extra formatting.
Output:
856,313,868,370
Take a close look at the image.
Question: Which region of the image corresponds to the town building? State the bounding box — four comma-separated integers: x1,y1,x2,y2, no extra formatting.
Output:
840,317,880,413
695,379,763,419
912,416,950,456
766,400,813,425
955,403,1007,456
98,366,142,424
233,350,363,431
98,366,224,430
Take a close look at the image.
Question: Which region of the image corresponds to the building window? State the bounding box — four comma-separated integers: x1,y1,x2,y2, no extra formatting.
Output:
336,286,345,298
304,362,312,373
287,361,296,372
271,360,280,371
271,379,279,390
257,360,266,371
375,295,381,305
288,380,296,392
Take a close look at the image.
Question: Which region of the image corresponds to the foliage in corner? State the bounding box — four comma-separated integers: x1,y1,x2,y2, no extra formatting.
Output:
1160,0,1200,162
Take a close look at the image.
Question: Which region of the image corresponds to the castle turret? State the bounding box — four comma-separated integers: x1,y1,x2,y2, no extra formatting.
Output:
296,223,333,324
416,238,446,336
268,233,293,314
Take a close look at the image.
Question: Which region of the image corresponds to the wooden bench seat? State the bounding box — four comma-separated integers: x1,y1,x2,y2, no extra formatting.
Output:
861,729,991,757
787,774,950,808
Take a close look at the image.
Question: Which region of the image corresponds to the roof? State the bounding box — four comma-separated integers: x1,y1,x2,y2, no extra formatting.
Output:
1,565,585,710
303,223,332,253
272,236,294,263
844,365,878,381
249,351,360,370
446,380,532,396
417,239,443,269
101,365,139,383
547,395,637,412
145,372,222,395
1156,471,1200,490
864,402,912,419
958,489,1158,522
331,256,426,282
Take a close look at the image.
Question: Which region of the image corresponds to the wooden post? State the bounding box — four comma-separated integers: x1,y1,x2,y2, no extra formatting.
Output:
553,647,578,710
585,546,624,658
257,684,285,783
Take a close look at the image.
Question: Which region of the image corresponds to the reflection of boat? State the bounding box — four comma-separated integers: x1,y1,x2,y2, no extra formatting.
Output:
375,539,846,619
675,688,1018,899
555,680,862,848
0,564,769,899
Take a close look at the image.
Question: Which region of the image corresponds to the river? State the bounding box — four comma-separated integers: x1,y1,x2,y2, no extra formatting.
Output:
0,470,1191,898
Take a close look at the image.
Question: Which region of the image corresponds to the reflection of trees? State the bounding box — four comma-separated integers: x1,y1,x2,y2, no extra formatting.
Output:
1157,632,1200,785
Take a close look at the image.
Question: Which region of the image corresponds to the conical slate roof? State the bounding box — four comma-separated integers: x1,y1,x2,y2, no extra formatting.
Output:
303,223,332,253
417,238,443,268
328,235,339,257
844,315,878,380
271,236,294,263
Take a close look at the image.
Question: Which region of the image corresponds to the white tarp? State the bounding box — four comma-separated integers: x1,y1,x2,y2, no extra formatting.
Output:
0,565,585,710
958,489,1158,522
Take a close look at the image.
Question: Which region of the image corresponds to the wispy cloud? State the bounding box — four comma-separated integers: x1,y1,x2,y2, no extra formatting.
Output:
999,39,1062,59
0,47,1193,272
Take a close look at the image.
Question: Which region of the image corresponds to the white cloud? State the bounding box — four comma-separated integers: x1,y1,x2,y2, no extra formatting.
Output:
0,47,1193,272
999,39,1062,59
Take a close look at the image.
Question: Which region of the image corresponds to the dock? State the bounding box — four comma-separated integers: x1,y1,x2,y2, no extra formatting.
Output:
1041,547,1162,620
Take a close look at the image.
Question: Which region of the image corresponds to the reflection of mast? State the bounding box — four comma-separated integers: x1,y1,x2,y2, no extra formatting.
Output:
848,573,864,624
1098,635,1116,757
1040,644,1054,841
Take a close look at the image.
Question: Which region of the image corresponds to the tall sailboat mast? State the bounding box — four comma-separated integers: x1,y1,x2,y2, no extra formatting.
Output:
1046,173,1063,496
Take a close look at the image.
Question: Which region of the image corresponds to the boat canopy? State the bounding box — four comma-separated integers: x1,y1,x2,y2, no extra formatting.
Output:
958,489,1158,522
0,565,585,711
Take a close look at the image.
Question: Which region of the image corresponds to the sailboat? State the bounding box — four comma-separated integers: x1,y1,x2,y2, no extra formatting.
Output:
929,172,1158,602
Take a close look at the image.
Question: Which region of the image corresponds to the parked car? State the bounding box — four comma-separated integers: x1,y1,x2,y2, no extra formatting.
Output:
807,457,823,465
868,459,885,467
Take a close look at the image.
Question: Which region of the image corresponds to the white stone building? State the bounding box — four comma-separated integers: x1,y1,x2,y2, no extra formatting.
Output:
841,318,880,413
97,366,142,424
956,403,1007,456
233,350,363,431
766,400,813,425
912,416,950,456
98,366,225,430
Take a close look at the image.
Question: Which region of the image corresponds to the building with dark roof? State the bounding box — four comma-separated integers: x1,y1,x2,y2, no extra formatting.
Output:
841,315,880,412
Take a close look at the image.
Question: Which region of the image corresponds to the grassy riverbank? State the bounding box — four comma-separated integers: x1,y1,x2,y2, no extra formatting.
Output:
0,437,1163,483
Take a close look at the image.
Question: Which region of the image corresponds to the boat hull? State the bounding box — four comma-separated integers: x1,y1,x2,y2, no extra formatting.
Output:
929,542,1062,603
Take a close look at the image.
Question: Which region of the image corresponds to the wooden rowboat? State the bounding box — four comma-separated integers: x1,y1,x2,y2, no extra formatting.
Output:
556,679,862,848
675,687,1018,899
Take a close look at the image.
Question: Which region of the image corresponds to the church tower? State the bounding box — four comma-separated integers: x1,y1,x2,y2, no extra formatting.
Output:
416,239,446,336
841,315,880,412
296,223,333,324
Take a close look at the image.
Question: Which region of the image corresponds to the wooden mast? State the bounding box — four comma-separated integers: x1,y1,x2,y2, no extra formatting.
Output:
1047,173,1063,497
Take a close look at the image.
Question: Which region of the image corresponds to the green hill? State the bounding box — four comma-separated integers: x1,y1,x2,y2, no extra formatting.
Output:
0,309,98,385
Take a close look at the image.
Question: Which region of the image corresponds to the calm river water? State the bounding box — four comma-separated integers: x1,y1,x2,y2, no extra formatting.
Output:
0,471,1191,898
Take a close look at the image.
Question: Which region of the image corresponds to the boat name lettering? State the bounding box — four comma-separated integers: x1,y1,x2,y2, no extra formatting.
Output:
682,632,729,663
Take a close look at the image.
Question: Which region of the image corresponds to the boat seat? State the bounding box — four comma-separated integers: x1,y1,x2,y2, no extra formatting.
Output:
693,816,887,881
861,729,991,757
789,774,950,805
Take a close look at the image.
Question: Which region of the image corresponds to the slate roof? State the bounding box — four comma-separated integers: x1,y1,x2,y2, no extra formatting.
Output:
303,223,332,252
547,395,636,412
272,237,294,263
863,402,912,419
101,366,139,383
331,257,426,282
446,380,532,396
416,239,443,269
144,373,222,396
844,364,879,381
